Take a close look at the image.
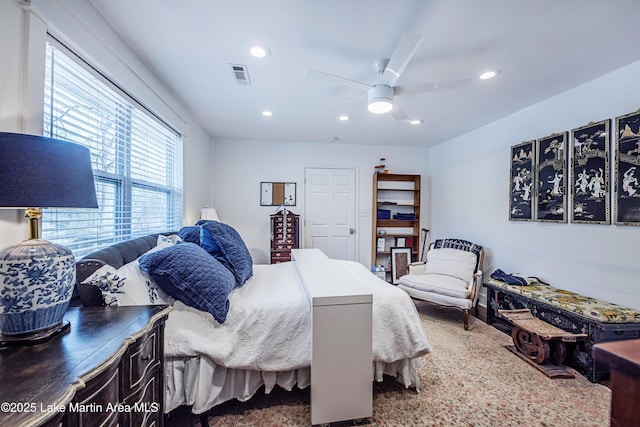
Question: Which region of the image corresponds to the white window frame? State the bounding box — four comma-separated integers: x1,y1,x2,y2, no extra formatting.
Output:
42,36,183,257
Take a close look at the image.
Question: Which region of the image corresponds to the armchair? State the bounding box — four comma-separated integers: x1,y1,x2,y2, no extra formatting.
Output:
397,238,484,330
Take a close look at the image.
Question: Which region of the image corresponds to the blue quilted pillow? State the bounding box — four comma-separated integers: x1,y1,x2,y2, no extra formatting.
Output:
138,242,235,323
178,225,201,244
197,220,253,286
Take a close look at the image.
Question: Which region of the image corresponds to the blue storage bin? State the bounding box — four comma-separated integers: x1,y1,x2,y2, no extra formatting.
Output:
377,209,391,219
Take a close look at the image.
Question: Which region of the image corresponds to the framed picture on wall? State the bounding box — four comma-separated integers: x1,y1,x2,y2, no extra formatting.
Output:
260,182,296,206
536,132,568,222
614,109,640,225
509,140,536,221
390,247,411,285
570,119,610,224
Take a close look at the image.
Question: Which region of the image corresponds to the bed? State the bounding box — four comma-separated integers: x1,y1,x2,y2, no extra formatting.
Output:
75,223,432,418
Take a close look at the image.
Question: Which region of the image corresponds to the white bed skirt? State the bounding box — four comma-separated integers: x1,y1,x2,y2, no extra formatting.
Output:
165,355,424,414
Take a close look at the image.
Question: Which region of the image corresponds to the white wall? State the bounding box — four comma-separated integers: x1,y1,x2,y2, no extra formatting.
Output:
0,0,212,249
430,60,640,310
212,139,429,265
0,1,31,244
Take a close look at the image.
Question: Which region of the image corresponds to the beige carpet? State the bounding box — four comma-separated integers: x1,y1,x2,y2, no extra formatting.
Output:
166,301,611,426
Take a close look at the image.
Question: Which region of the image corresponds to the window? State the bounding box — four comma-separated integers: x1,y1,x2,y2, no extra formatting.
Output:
42,39,183,257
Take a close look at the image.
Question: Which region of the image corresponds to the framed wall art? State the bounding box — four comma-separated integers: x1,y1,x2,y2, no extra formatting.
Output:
509,140,536,221
614,109,640,225
390,247,411,285
570,119,610,224
536,132,568,222
260,182,296,206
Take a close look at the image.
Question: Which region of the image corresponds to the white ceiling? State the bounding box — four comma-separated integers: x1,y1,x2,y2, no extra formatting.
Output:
89,0,640,148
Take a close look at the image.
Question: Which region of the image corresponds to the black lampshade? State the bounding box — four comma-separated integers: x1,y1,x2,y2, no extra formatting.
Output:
0,132,98,209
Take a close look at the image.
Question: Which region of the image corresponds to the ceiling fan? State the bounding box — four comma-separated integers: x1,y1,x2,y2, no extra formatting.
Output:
305,33,470,121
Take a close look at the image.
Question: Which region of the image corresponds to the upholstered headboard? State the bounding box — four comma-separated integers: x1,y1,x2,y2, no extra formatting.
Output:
75,232,176,305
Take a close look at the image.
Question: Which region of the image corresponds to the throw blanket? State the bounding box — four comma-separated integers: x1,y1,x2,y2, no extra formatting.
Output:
165,260,431,371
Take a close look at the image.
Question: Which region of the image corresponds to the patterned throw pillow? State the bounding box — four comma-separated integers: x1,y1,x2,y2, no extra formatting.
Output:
82,255,174,306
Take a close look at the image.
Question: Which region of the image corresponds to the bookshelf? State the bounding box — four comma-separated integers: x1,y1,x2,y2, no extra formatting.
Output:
371,173,421,282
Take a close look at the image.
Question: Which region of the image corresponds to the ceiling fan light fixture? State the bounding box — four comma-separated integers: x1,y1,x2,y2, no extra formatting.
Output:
367,85,394,114
249,44,271,58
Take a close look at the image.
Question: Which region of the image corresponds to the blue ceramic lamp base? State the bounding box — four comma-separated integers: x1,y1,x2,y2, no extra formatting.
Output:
0,239,76,338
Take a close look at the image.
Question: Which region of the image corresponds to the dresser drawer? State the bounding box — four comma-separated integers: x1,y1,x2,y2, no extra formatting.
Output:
41,411,66,427
68,363,120,427
272,216,297,225
120,375,162,427
121,329,161,396
271,251,292,263
273,228,295,238
275,244,295,251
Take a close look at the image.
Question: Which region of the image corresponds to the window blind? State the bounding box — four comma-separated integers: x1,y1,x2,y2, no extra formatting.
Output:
42,39,183,257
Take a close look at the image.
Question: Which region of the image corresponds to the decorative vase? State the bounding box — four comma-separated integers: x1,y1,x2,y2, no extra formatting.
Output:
0,239,75,335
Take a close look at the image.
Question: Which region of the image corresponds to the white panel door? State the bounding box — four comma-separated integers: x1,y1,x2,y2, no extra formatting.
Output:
305,168,356,261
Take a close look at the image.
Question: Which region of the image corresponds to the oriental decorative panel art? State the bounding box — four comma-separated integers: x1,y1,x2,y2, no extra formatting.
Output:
509,140,536,221
614,109,640,225
571,119,610,224
536,132,568,223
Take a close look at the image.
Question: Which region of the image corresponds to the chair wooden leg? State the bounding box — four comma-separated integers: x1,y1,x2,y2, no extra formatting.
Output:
463,309,470,330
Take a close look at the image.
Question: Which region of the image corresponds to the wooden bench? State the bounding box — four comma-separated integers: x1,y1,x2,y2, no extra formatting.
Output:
499,309,587,364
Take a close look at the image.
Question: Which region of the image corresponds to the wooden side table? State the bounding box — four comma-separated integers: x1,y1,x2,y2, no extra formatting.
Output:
593,339,640,427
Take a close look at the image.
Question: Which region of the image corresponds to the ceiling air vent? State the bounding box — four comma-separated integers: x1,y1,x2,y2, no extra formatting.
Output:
229,63,251,86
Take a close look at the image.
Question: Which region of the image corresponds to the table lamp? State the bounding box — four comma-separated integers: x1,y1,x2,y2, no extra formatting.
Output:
0,132,98,343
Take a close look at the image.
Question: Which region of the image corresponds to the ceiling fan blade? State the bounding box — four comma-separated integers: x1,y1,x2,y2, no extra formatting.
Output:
394,78,472,96
328,93,367,109
391,101,408,121
305,68,372,91
381,33,424,86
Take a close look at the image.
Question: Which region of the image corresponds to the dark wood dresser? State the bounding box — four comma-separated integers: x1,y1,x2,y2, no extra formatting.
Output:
0,305,171,427
270,210,300,263
593,339,640,427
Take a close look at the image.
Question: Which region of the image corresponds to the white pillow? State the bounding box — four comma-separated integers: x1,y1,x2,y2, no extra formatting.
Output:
82,264,120,306
424,248,477,285
157,234,182,246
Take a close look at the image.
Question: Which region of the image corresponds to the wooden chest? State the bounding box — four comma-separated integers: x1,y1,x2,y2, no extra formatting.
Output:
270,210,300,263
485,281,640,382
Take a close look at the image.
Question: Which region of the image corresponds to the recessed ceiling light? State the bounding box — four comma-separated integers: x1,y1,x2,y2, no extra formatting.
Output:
479,70,499,80
338,115,350,121
409,119,423,125
261,110,273,117
250,44,271,58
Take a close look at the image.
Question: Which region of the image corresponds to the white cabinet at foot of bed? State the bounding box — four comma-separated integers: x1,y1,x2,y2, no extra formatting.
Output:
292,248,373,425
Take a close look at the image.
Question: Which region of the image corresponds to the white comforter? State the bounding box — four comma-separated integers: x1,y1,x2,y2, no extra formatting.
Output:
164,259,431,372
